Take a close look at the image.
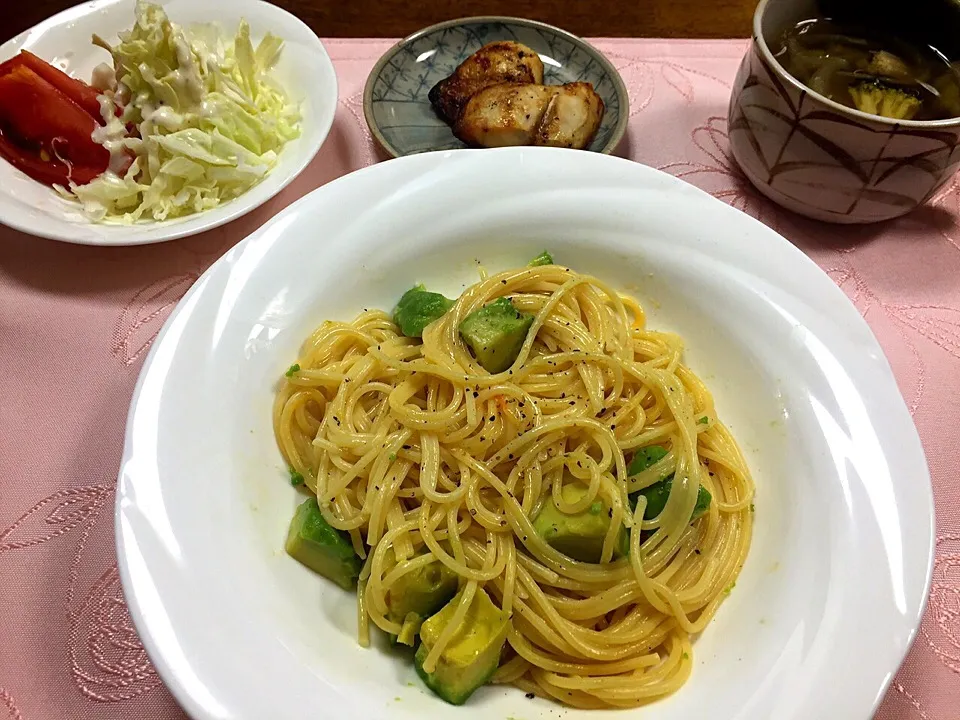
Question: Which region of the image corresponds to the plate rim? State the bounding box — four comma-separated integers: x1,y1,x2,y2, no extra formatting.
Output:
115,146,935,720
361,16,630,159
0,0,338,246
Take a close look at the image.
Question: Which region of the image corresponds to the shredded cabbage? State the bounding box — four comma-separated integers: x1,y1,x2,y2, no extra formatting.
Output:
75,1,301,223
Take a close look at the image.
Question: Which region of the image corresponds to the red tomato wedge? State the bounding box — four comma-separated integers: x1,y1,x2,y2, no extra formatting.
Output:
0,64,109,186
0,131,102,186
0,51,103,121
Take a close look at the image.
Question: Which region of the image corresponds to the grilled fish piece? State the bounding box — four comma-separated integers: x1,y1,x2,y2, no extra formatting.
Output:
454,82,604,150
533,82,605,149
453,83,556,147
428,41,544,124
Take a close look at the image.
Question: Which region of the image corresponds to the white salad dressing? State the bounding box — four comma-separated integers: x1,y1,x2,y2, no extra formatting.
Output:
93,94,131,174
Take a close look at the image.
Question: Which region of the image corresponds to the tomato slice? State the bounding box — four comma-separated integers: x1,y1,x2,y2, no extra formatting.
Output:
0,50,103,121
0,129,102,186
0,64,109,169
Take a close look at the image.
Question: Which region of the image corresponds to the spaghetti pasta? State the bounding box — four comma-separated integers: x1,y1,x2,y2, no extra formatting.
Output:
274,263,754,708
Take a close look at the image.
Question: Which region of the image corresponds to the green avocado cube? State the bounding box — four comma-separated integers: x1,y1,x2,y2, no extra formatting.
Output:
632,479,712,521
626,444,711,522
458,297,534,373
393,285,454,337
386,553,459,646
414,587,510,705
626,444,669,477
532,482,627,563
284,497,361,589
527,250,554,267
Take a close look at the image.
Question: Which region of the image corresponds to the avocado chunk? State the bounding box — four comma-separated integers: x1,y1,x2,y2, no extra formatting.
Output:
284,497,361,589
527,250,554,266
414,587,510,705
532,481,627,563
626,445,712,522
386,553,459,646
458,297,534,373
631,478,712,521
393,284,455,337
626,444,669,477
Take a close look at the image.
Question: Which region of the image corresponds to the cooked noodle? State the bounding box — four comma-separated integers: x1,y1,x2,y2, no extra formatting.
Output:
274,264,754,708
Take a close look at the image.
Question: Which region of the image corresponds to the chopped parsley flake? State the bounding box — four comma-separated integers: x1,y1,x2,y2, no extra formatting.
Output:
697,416,709,425
289,468,304,486
285,363,300,377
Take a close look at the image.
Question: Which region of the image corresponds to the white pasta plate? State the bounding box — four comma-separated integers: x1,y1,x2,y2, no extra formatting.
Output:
0,0,337,245
116,147,934,719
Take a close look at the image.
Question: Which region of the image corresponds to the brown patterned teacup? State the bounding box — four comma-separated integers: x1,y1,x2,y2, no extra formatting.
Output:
728,0,960,223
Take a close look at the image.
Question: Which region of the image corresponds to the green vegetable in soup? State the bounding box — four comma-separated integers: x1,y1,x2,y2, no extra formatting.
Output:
393,285,455,337
459,297,534,373
849,79,921,119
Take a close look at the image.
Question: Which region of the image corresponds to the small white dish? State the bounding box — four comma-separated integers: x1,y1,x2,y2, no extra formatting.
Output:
0,0,337,245
116,147,934,720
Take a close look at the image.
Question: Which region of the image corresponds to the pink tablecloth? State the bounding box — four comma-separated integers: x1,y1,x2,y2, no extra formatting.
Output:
0,38,958,720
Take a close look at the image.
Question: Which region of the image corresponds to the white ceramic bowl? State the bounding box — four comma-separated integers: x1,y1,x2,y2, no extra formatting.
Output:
116,147,934,720
0,0,337,245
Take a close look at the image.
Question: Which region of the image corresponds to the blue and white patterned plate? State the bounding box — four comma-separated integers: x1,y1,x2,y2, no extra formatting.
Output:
363,17,629,157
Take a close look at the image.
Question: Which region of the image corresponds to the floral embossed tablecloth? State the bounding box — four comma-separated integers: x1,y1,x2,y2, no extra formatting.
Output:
0,39,958,720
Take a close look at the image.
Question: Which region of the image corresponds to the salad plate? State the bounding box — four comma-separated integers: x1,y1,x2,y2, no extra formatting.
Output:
116,147,933,719
0,0,337,245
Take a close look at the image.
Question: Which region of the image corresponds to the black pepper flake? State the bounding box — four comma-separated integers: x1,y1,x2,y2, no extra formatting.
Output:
695,548,701,555
508,453,514,460
709,471,714,476
522,535,528,541
470,509,477,516
480,436,486,442
500,520,507,526
489,416,495,422
525,693,535,700
473,390,479,398
403,444,411,449
608,508,613,518
501,279,507,284
610,424,616,430
569,400,576,406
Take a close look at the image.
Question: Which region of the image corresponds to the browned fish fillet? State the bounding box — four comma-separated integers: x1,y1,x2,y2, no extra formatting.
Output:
533,82,605,149
428,41,545,124
454,82,605,150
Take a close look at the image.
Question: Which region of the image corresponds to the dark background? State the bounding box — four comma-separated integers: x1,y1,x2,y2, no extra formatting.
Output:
4,0,759,42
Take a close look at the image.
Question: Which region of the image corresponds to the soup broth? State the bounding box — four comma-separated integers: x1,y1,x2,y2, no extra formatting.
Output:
775,17,960,120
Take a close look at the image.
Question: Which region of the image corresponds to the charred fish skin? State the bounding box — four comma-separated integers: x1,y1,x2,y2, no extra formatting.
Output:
428,41,545,124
